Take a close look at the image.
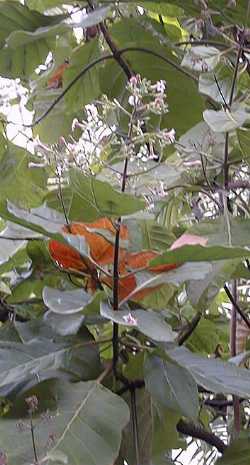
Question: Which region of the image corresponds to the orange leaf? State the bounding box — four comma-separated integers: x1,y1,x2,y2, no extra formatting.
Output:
48,240,87,271
125,250,178,273
65,218,128,266
47,60,70,89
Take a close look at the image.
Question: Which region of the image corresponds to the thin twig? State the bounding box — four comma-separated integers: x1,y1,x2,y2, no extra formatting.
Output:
112,108,135,376
87,0,132,79
230,280,241,435
224,284,250,330
177,311,202,346
30,416,38,463
176,419,227,454
120,46,197,82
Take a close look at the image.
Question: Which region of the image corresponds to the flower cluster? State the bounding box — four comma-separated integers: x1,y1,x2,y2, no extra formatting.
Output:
127,74,168,115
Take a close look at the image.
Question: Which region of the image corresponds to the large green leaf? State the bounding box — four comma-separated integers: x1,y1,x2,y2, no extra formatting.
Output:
0,2,66,78
189,216,250,247
216,438,250,464
150,244,250,267
144,355,199,420
116,388,152,465
43,287,92,314
182,46,221,72
0,328,101,391
120,262,212,305
0,380,129,465
101,302,176,342
152,407,183,463
0,141,47,207
135,0,250,26
178,121,225,163
0,201,64,237
46,169,145,221
101,17,203,136
167,346,250,397
64,40,101,113
203,106,250,133
31,87,80,144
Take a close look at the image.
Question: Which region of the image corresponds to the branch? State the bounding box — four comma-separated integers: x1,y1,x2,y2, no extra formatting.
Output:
26,44,197,129
176,419,227,454
224,284,250,330
112,108,134,376
175,39,233,49
31,53,114,127
120,46,197,82
87,0,132,79
177,311,202,346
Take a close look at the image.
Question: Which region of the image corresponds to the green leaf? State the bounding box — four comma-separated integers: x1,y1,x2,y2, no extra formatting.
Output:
0,3,66,78
116,388,152,465
199,67,233,104
178,121,225,163
2,201,64,237
31,87,79,144
0,141,47,207
167,346,250,397
46,169,145,221
150,244,250,267
43,287,92,314
237,128,250,160
101,302,176,342
0,380,129,465
188,216,250,247
152,407,183,463
0,330,101,390
44,311,84,336
101,17,204,136
64,40,101,113
70,167,145,218
182,46,221,72
144,355,199,420
0,236,26,266
186,260,238,307
203,106,250,133
120,262,211,305
216,438,250,464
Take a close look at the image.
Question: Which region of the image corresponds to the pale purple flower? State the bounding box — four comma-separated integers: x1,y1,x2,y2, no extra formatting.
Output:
123,312,138,326
156,80,166,93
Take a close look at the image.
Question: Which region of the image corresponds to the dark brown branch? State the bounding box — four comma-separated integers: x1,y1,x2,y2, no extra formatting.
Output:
177,311,202,346
224,284,250,330
120,46,197,82
31,53,114,127
230,280,240,434
177,419,227,454
25,45,197,130
87,0,132,79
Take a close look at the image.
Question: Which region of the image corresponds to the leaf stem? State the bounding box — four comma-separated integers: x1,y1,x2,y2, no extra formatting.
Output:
177,311,202,346
30,415,38,464
224,284,250,330
176,419,227,454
